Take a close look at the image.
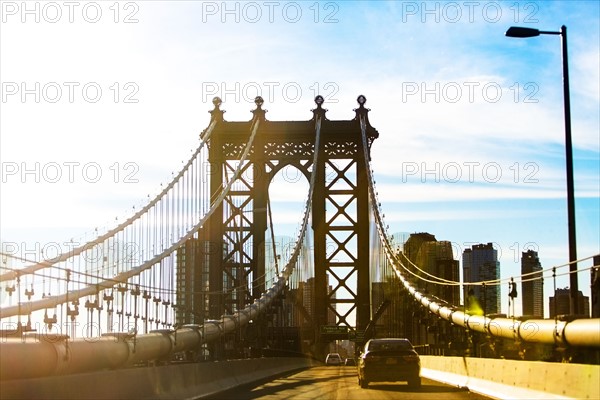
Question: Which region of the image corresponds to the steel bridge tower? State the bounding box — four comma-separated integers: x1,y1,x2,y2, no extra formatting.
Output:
181,96,378,354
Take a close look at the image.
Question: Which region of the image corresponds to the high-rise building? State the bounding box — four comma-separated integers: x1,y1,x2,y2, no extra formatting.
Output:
302,276,335,324
404,232,436,262
462,243,501,314
303,277,315,319
176,238,211,324
421,241,460,305
328,281,336,325
403,233,460,305
521,250,544,317
549,288,590,317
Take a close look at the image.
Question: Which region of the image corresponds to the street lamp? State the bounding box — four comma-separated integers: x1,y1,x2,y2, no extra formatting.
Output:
506,25,579,315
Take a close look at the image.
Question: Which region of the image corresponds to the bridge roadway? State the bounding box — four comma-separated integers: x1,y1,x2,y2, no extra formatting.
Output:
205,365,489,400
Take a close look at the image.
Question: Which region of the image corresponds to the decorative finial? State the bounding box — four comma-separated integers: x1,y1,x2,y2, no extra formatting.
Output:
354,94,370,121
357,95,367,107
312,95,327,120
252,96,267,120
208,96,225,122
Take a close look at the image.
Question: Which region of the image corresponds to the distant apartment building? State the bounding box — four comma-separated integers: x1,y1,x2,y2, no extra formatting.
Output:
462,243,501,314
176,238,211,324
303,278,315,320
404,232,436,262
549,288,590,318
521,250,544,317
403,233,460,305
302,276,336,325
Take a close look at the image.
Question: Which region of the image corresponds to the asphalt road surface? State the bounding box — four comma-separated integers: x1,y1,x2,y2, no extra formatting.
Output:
204,365,491,400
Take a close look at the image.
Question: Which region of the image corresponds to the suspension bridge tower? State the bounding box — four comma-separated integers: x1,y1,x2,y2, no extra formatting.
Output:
184,95,379,356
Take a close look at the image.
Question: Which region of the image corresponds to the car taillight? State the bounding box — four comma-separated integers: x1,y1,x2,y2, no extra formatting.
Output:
403,355,419,362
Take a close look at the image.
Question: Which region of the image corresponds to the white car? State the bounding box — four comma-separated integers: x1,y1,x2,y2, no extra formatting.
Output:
325,352,343,366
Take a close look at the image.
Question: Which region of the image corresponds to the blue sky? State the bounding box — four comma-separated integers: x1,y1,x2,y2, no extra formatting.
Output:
1,1,599,317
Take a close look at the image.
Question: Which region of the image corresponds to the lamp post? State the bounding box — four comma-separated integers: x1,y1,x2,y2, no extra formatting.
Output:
506,26,578,315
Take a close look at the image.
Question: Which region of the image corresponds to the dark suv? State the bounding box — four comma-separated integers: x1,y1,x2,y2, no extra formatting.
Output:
357,338,421,389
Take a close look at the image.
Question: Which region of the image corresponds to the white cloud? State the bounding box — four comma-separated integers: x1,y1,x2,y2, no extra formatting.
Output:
574,48,600,104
